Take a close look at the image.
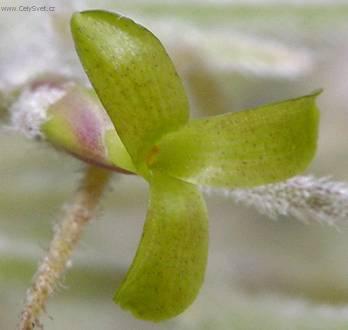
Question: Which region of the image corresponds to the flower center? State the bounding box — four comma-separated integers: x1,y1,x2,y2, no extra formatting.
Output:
145,145,160,167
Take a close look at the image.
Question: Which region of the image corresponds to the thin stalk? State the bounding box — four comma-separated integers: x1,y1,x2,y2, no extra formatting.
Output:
18,166,111,330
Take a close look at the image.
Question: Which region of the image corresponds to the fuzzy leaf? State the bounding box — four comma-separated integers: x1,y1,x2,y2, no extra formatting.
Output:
151,92,320,188
71,10,189,168
114,173,208,321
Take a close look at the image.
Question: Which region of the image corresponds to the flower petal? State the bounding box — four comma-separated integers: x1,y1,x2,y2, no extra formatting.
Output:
71,10,189,167
115,173,208,321
151,91,320,188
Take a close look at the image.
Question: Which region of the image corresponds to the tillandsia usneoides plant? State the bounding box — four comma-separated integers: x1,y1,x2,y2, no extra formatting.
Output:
5,9,329,329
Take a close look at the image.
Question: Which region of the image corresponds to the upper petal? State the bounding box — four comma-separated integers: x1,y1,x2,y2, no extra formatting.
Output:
71,10,189,168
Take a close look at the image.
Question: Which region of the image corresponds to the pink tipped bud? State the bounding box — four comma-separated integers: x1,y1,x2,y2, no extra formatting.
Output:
9,76,135,174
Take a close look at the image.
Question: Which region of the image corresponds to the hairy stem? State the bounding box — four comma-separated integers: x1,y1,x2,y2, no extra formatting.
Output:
18,166,111,330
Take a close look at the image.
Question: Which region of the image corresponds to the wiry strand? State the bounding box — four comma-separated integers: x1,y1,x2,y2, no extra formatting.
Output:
18,166,111,330
202,176,348,226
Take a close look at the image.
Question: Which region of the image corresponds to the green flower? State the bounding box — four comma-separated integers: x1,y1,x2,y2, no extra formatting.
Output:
46,9,319,322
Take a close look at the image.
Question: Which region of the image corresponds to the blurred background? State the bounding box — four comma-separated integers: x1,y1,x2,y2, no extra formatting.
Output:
1,1,348,329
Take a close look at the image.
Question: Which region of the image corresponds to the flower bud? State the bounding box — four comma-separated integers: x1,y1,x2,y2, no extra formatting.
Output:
9,76,135,173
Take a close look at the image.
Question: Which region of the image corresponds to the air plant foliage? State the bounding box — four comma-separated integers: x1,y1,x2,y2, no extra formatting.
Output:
204,176,348,226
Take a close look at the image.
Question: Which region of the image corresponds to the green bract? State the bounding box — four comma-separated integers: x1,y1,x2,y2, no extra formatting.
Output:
70,10,320,321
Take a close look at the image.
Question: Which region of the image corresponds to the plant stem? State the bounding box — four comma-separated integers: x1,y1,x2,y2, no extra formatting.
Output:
18,166,111,330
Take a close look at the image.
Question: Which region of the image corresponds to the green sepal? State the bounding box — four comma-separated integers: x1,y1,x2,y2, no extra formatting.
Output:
114,173,209,321
151,91,320,188
71,10,189,168
104,129,136,173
